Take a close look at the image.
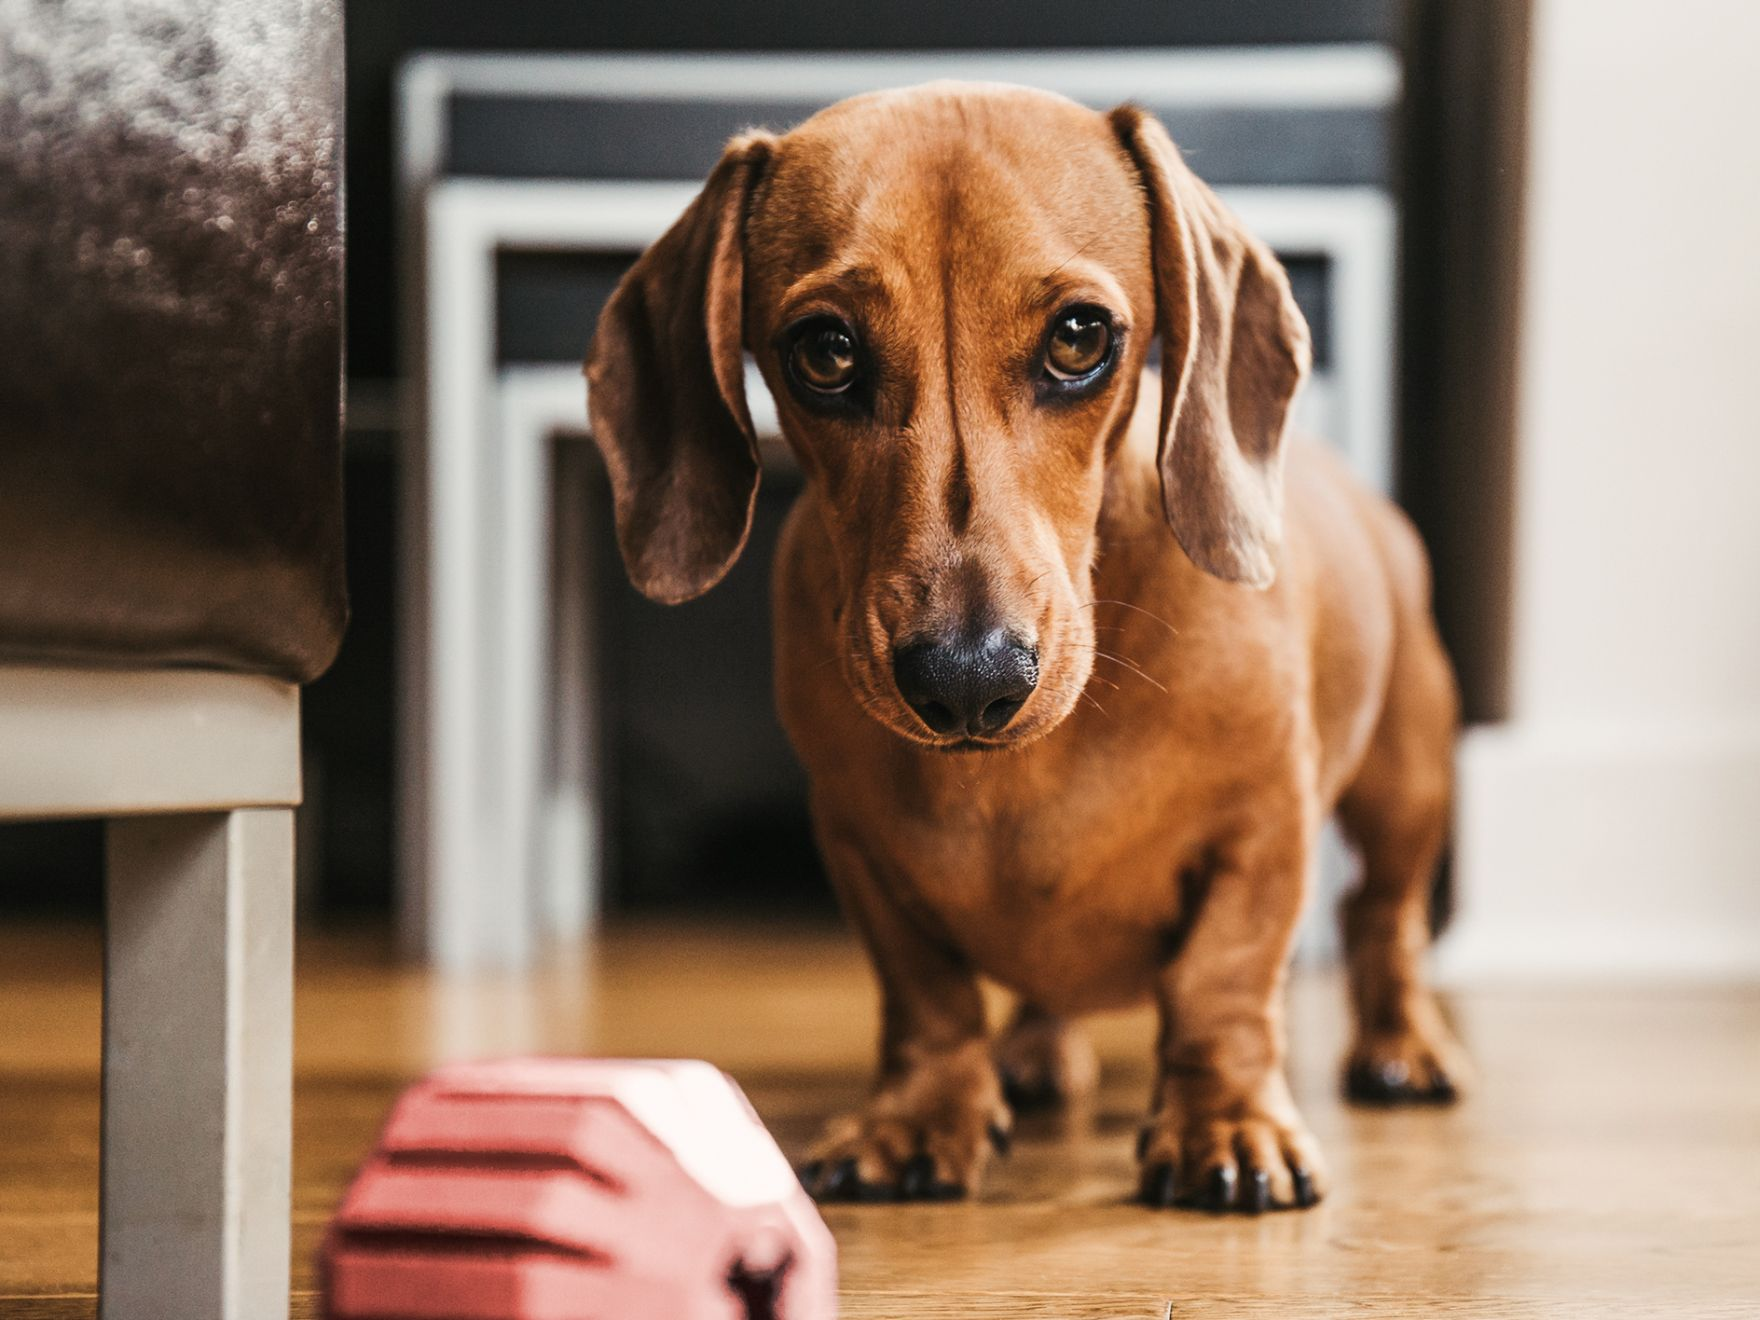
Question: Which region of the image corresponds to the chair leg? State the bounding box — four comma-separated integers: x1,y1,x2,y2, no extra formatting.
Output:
545,438,600,940
101,809,293,1320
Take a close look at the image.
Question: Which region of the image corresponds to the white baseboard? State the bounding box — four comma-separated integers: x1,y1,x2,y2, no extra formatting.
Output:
1436,719,1760,983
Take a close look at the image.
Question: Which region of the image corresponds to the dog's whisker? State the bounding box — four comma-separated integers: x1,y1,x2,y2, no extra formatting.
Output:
1091,650,1169,694
1082,598,1180,637
1064,638,1155,671
1094,650,1164,682
1062,639,1170,695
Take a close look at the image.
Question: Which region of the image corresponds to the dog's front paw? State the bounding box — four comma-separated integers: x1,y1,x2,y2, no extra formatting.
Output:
801,1043,1012,1203
1345,1012,1470,1106
1137,1103,1326,1214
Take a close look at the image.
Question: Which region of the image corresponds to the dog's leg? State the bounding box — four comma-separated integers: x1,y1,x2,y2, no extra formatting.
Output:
1337,613,1469,1106
1138,816,1325,1213
801,825,1012,1203
993,1001,1100,1114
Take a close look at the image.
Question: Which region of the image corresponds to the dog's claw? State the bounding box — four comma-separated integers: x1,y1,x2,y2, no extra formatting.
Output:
828,1158,861,1199
1374,1060,1410,1091
1346,1059,1401,1103
816,1158,859,1201
900,1154,967,1201
1142,1108,1324,1215
1292,1167,1319,1208
898,1154,933,1199
1198,1164,1238,1212
1346,1057,1460,1107
1244,1168,1271,1215
799,1153,955,1203
987,1121,1013,1157
1139,1160,1178,1208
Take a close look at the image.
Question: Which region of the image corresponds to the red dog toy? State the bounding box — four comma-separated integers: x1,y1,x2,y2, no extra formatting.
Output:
321,1057,837,1319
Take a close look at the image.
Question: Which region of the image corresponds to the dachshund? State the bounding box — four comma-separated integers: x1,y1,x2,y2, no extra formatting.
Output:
585,82,1467,1213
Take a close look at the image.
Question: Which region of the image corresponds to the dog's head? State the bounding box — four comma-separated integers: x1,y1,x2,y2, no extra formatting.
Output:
586,84,1308,750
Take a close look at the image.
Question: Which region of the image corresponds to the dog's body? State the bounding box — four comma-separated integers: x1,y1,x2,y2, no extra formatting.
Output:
587,83,1465,1214
777,411,1445,1021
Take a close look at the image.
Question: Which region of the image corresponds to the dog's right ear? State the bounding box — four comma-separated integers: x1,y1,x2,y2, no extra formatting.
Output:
585,133,774,604
1110,106,1310,590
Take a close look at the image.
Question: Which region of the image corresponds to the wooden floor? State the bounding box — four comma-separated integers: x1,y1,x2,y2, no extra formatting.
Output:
3,920,1758,1318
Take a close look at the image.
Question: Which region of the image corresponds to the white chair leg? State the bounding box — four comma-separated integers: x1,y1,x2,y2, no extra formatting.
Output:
101,808,293,1320
401,190,496,970
545,437,600,940
487,368,551,968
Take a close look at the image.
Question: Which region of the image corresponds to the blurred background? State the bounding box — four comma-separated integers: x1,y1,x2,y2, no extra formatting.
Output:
2,0,1754,985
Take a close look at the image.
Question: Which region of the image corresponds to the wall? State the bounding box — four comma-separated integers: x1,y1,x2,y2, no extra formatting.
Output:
1445,0,1760,979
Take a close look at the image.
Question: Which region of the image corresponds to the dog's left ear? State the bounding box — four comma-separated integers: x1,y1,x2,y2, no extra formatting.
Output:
585,132,774,604
1110,106,1311,589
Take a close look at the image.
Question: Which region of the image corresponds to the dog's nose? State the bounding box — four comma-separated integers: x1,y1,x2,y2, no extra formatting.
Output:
893,632,1038,737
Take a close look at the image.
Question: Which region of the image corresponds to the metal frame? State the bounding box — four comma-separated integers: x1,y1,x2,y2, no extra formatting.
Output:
398,50,1399,969
0,665,301,1319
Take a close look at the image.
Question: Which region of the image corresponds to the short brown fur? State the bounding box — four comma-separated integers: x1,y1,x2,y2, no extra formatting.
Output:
586,83,1466,1212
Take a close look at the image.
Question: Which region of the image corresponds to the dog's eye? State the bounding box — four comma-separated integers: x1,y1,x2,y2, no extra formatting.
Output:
1044,306,1113,382
790,319,860,394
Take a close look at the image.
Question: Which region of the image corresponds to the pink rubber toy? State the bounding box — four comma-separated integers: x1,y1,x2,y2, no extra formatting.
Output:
320,1057,837,1320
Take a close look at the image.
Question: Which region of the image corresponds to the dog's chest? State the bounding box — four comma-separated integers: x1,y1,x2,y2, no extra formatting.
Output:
878,739,1218,1013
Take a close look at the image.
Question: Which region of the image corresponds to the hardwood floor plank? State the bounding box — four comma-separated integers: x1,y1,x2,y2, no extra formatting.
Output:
3,921,1758,1317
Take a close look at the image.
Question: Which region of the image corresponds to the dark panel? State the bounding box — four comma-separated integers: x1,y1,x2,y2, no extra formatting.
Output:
0,822,102,914
1395,0,1528,725
593,468,828,912
1282,255,1334,372
450,97,1388,188
495,251,1331,369
0,0,347,682
302,449,400,914
496,251,633,365
408,1,1395,53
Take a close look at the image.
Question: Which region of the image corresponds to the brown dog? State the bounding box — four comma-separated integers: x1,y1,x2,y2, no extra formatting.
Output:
585,83,1466,1213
